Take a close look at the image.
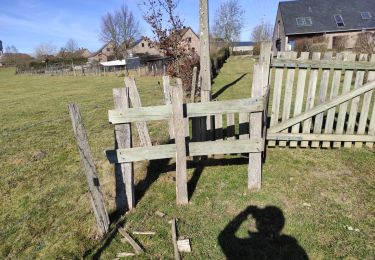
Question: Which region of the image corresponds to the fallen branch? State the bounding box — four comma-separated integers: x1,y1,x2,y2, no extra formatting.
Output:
118,228,144,254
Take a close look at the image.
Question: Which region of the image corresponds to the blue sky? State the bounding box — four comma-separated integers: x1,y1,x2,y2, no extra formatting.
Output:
0,0,281,55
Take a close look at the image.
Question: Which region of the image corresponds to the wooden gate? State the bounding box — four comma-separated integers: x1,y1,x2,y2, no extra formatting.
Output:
266,51,375,148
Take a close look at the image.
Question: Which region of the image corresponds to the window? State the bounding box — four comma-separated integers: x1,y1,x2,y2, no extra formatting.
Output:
148,43,151,47
361,12,372,20
296,17,312,26
334,14,345,27
141,43,144,47
106,48,111,52
187,37,192,43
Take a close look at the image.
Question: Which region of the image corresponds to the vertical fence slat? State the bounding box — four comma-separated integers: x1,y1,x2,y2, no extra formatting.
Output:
311,52,333,148
214,114,223,140
345,54,368,148
171,81,188,205
163,76,175,140
239,113,250,139
279,51,297,147
322,53,344,148
191,67,198,103
358,55,375,148
301,52,321,148
366,54,375,148
113,88,135,211
269,52,286,147
125,77,152,147
68,104,110,235
290,52,309,147
333,52,356,148
226,113,235,140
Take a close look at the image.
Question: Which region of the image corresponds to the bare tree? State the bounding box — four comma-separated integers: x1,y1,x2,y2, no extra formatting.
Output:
3,45,19,65
251,20,272,43
65,38,79,53
355,32,375,55
100,4,140,59
34,42,57,59
212,0,245,44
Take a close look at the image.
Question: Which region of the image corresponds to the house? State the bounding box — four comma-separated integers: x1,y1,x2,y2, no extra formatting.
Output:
127,37,163,56
178,27,200,53
89,42,116,62
232,42,256,53
273,0,375,53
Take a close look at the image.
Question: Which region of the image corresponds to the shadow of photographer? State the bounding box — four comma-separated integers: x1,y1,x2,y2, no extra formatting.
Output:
218,205,308,259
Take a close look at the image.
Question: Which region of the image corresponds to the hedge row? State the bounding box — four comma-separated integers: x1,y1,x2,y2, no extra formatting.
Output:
211,47,230,77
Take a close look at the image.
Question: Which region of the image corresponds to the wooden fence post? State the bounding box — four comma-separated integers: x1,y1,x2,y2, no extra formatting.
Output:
171,81,188,205
125,77,152,147
113,88,135,211
163,75,175,140
191,66,198,103
68,104,110,235
248,42,271,190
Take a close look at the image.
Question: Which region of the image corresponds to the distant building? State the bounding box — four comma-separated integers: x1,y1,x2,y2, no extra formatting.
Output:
232,42,256,53
127,37,163,56
273,0,375,53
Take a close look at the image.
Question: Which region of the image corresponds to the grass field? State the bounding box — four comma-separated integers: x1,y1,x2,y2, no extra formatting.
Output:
1,56,374,259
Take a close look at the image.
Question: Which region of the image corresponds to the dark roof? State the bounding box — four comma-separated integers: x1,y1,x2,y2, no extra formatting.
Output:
233,41,256,47
279,0,375,35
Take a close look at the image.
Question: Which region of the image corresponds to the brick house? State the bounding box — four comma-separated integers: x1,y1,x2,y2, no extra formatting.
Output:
273,0,375,53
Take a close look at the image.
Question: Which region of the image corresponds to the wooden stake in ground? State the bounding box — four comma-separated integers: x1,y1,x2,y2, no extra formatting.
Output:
68,104,110,236
171,219,181,260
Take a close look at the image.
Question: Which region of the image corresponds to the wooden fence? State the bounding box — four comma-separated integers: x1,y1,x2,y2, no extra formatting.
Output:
267,51,375,148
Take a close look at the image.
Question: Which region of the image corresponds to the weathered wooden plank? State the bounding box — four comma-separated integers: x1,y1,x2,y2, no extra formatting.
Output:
269,52,286,147
171,84,188,205
68,104,110,236
367,55,375,148
290,52,309,147
199,0,211,93
226,113,235,140
125,77,152,147
109,138,264,163
271,59,375,70
280,51,297,147
268,80,375,133
322,53,344,148
163,75,175,139
190,66,198,103
118,228,144,254
214,114,223,140
333,52,356,148
267,133,375,142
301,52,321,148
113,88,134,211
311,52,333,148
345,54,368,148
171,218,181,260
109,97,264,124
359,55,375,148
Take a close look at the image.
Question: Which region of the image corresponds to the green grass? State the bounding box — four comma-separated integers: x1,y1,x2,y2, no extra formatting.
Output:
0,57,374,259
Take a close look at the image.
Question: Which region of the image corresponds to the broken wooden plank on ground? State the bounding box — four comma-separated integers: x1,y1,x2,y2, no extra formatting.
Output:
132,231,156,235
118,228,144,254
116,252,135,258
177,239,191,252
171,218,181,260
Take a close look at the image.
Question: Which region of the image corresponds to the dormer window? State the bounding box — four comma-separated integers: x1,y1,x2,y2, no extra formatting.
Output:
334,14,345,27
361,12,372,20
296,17,312,26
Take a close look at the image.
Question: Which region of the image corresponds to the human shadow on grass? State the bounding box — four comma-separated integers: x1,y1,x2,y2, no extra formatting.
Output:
212,73,248,99
218,205,308,260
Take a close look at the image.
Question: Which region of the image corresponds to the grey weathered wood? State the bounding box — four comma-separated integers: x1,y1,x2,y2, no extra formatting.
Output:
366,54,375,148
171,83,188,205
322,53,344,148
358,55,375,148
110,138,264,163
214,114,223,140
280,51,297,147
125,77,152,147
301,52,321,148
177,239,192,252
199,0,211,94
171,219,181,260
267,133,375,142
290,52,309,147
68,104,110,236
163,75,175,139
311,52,333,148
118,228,144,254
191,66,198,103
226,113,235,140
268,80,375,133
345,54,368,148
333,52,356,148
269,52,286,147
109,97,264,124
271,59,375,70
113,88,134,211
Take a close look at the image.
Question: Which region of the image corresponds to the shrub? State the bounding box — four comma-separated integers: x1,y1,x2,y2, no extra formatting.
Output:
355,32,375,55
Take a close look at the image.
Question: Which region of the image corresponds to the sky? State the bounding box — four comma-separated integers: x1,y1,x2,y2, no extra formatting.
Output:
0,0,281,55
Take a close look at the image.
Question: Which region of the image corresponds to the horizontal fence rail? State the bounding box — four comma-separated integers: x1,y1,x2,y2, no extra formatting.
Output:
271,59,375,70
